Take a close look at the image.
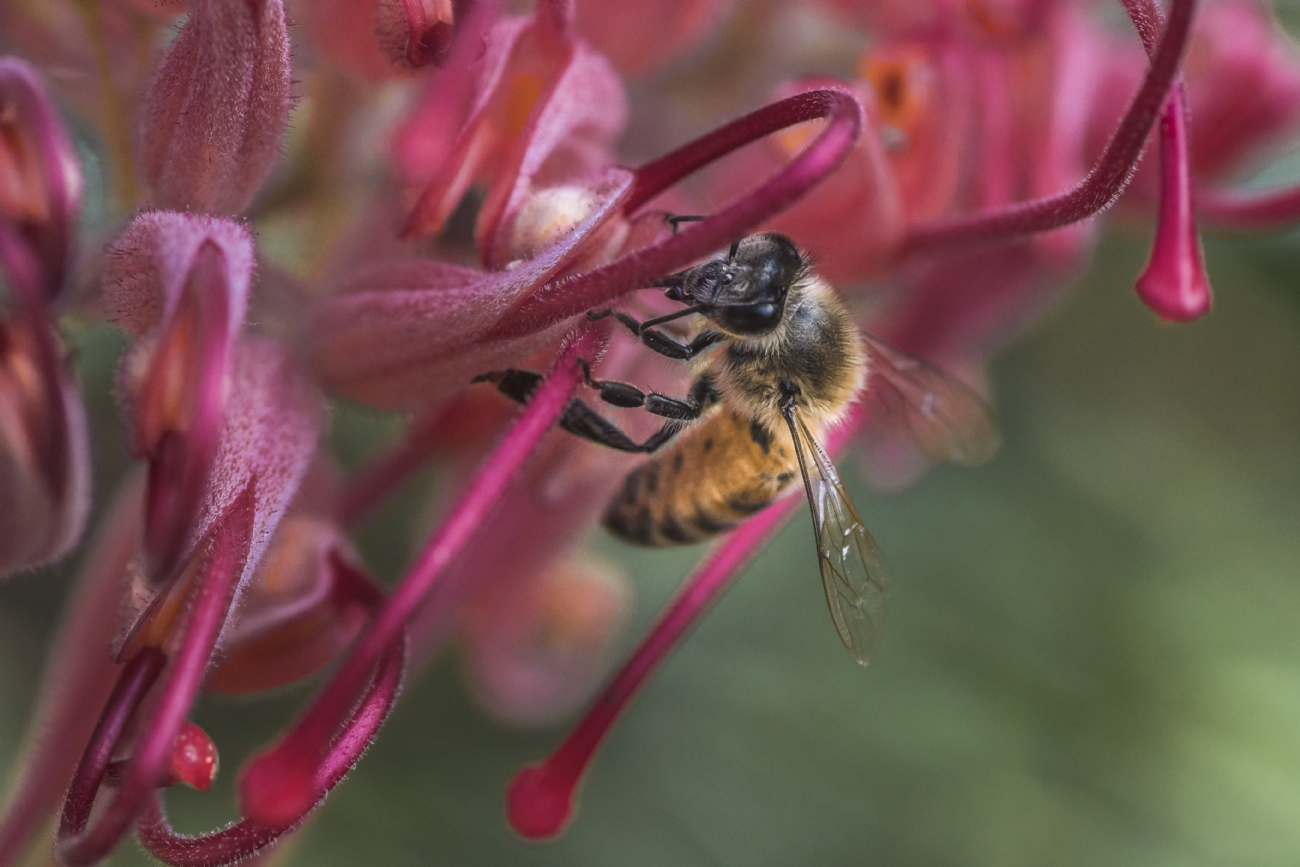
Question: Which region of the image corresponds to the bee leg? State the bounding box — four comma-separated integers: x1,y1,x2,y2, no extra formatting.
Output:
558,400,684,453
471,368,543,404
473,366,689,453
665,214,706,233
586,308,644,337
579,361,720,421
639,328,724,361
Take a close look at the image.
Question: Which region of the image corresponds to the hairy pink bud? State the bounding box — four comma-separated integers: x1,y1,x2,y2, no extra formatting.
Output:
0,58,83,302
137,0,291,213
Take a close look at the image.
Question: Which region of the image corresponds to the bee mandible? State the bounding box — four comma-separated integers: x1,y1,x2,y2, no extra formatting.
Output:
476,232,999,664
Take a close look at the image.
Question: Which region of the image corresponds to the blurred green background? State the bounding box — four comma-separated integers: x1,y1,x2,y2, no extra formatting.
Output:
3,228,1300,866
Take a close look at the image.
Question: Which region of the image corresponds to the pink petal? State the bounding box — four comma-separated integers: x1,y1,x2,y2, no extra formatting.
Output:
118,338,325,653
475,38,627,267
390,9,520,186
105,213,253,581
137,0,291,213
399,15,535,235
1182,0,1300,180
207,517,370,695
103,212,253,339
716,76,902,284
375,0,458,70
902,0,1195,254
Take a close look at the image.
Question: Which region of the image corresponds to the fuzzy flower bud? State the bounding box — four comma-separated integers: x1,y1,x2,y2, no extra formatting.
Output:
0,316,90,576
0,58,83,302
136,0,291,214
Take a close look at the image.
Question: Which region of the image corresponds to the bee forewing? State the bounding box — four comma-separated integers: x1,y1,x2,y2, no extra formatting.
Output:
861,334,1001,467
797,417,890,666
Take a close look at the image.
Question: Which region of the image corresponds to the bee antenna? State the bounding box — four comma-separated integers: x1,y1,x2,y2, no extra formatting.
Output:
727,239,740,262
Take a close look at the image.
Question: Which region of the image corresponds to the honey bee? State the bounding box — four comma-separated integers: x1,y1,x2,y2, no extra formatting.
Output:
476,232,998,664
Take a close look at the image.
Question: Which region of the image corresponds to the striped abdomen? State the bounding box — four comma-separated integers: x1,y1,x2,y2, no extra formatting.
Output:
603,408,799,546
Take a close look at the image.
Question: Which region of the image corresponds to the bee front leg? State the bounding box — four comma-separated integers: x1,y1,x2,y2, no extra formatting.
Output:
587,309,725,362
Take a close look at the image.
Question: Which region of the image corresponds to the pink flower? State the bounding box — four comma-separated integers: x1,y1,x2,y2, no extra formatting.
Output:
6,0,1300,863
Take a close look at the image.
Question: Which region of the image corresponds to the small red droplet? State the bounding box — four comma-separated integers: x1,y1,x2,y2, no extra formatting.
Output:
167,722,219,791
506,761,577,841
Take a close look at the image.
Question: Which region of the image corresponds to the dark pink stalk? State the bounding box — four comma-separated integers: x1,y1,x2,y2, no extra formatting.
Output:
52,648,166,857
237,324,605,828
491,88,864,338
1121,0,1212,322
902,0,1196,254
506,407,866,840
57,488,254,867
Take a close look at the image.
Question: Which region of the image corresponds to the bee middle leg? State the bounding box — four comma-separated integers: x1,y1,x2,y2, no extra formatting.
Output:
473,367,718,453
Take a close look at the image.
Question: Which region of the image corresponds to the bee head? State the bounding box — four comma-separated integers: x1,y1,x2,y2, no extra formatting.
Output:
665,233,805,336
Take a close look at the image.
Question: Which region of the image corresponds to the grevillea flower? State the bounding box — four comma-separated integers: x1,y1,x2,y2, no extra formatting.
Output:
5,0,1300,864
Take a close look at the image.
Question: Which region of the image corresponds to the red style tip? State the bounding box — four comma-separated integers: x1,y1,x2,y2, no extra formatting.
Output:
505,760,578,841
166,722,219,791
1134,236,1212,322
237,750,317,829
1135,92,1212,323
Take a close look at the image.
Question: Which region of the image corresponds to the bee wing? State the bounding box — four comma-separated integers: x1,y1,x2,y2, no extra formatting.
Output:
783,406,889,665
861,333,1001,467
